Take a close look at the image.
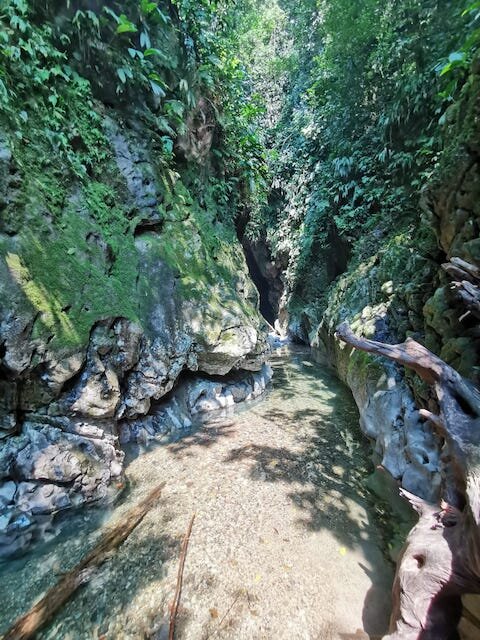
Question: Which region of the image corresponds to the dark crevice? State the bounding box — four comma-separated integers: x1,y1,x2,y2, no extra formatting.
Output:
134,220,165,237
235,209,282,326
454,392,477,418
324,223,352,284
57,365,85,397
242,241,276,325
14,384,25,437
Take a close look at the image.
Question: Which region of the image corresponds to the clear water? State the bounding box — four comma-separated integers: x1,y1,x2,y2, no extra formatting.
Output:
0,346,402,639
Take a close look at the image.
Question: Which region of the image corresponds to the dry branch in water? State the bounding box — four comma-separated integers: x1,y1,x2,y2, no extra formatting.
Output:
169,513,195,640
2,482,166,640
336,323,480,639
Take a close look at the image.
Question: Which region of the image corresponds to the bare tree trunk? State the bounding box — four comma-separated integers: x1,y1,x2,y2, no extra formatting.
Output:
336,323,480,639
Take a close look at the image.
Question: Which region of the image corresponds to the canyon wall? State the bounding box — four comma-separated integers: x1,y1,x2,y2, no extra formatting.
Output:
0,2,270,556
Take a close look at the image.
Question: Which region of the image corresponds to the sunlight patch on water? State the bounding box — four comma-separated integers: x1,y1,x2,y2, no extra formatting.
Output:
0,346,398,639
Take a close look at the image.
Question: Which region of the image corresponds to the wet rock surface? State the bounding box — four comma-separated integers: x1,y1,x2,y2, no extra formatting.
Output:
0,347,394,640
313,311,443,503
0,364,272,557
119,363,273,446
0,414,123,557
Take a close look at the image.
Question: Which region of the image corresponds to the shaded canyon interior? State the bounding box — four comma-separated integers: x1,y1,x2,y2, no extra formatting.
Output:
1,1,480,639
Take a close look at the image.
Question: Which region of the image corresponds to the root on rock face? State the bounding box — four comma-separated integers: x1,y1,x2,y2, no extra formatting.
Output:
335,323,480,640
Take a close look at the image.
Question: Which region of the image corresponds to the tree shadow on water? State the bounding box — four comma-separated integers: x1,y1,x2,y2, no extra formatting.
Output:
166,422,237,458
224,391,393,637
224,412,372,548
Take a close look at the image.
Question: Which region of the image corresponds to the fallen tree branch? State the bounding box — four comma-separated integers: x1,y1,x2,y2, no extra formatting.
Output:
2,482,166,640
443,257,480,283
442,257,480,319
204,592,242,640
335,322,480,467
169,513,195,640
335,322,480,639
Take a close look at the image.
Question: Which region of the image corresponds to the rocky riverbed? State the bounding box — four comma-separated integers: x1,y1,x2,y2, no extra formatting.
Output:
0,346,396,640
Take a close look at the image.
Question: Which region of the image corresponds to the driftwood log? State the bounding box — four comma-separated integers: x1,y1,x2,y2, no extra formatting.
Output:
2,482,165,640
336,322,480,640
442,257,480,321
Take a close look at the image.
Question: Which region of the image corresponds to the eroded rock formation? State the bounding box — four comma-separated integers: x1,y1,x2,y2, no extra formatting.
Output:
0,116,270,556
336,322,480,640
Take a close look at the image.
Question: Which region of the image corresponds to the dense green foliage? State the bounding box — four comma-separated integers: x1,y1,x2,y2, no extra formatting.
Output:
236,0,478,325
1,0,478,345
0,0,269,350
0,0,266,214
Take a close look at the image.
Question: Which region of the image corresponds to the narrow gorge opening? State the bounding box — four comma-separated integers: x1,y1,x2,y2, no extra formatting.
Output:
236,212,283,329
242,241,276,326
1,1,480,638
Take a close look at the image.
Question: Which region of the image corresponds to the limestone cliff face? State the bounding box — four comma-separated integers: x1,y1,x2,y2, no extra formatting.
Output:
0,111,269,556
287,64,480,503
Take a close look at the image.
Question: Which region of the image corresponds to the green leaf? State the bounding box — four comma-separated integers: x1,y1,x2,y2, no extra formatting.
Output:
149,80,166,97
165,100,184,117
143,48,166,59
207,54,222,67
148,72,166,85
198,68,214,87
161,136,174,154
157,116,175,135
117,15,137,34
129,48,144,60
103,6,119,23
462,2,480,16
140,0,158,14
439,62,452,76
10,15,28,32
156,8,169,24
0,79,9,102
140,30,151,49
117,67,127,83
86,10,100,30
117,23,138,34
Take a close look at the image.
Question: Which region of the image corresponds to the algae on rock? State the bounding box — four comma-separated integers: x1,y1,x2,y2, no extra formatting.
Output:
0,1,270,556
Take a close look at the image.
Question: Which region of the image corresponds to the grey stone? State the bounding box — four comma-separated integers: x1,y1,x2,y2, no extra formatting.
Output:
16,482,71,515
0,481,16,506
119,364,273,445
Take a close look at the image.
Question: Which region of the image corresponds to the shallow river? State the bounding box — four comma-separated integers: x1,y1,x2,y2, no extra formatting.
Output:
0,347,396,639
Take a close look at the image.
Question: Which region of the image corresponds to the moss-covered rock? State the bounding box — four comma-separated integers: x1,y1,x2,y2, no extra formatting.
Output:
290,61,480,503
0,10,269,555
